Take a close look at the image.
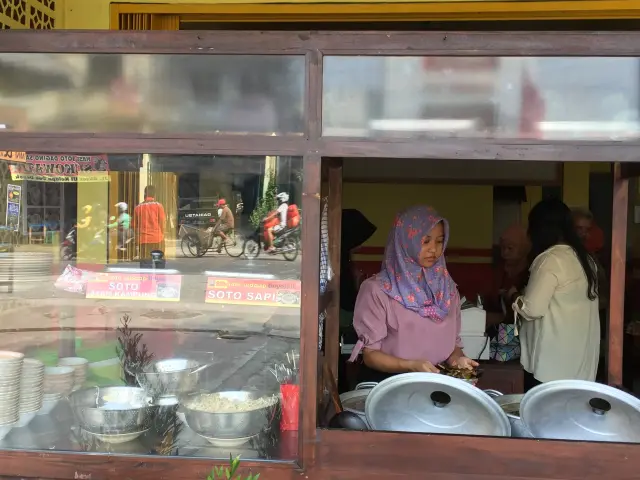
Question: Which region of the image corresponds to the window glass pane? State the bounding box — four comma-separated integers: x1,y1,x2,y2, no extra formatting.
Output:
323,56,640,140
0,54,305,134
0,153,302,460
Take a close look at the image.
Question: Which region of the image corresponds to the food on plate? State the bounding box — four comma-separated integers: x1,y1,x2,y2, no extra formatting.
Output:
437,363,482,382
186,393,277,413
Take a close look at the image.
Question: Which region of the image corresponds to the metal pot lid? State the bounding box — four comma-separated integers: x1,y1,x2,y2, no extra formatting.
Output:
520,380,640,443
364,372,511,436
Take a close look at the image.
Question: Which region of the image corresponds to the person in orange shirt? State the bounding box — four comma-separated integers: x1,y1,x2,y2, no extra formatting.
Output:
572,207,608,325
572,207,604,254
133,185,166,260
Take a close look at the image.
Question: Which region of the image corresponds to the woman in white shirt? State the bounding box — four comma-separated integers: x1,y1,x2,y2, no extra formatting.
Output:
507,198,600,392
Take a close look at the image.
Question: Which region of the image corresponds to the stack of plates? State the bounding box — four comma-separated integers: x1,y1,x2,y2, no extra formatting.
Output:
57,357,89,391
0,351,24,436
17,358,45,427
0,252,53,292
43,366,75,396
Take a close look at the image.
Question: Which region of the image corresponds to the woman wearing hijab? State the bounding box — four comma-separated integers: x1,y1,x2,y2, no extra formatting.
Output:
348,205,477,383
509,198,600,391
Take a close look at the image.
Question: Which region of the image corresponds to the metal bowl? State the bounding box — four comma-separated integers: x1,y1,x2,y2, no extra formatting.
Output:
136,358,201,402
69,386,153,435
183,391,278,440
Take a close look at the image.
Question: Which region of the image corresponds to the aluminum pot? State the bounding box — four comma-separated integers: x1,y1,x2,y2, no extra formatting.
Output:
492,394,533,438
520,380,640,443
339,382,376,427
364,373,511,437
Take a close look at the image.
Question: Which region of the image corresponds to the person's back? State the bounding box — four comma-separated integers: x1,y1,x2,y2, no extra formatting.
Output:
518,244,600,382
219,205,234,229
133,187,165,248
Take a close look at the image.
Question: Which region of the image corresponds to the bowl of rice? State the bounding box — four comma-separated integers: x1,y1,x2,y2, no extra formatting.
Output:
182,391,278,443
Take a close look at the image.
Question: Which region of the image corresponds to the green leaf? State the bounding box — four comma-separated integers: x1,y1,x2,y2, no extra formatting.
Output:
229,455,240,476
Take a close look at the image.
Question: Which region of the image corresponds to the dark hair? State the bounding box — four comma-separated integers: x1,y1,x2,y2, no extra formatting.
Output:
528,198,598,300
144,185,155,198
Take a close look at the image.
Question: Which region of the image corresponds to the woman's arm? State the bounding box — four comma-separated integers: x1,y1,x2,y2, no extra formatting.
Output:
363,348,439,373
513,256,559,321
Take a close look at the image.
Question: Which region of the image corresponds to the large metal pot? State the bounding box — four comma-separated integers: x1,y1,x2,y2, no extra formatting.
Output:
364,373,511,437
339,382,376,427
492,394,533,438
520,380,640,443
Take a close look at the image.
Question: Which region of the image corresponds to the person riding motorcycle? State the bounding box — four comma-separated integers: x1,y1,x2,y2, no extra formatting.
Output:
108,202,131,251
265,192,290,253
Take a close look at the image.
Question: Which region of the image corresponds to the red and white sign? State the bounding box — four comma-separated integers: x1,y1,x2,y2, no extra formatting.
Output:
205,277,301,307
86,272,182,302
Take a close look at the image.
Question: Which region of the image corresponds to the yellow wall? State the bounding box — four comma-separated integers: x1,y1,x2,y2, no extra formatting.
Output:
343,183,493,250
61,0,640,30
563,162,590,208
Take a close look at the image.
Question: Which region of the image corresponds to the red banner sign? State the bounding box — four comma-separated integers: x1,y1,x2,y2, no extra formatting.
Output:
205,277,301,307
86,272,182,302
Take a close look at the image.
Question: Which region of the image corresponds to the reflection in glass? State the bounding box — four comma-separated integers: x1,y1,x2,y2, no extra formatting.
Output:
0,154,302,461
0,54,305,134
323,56,640,140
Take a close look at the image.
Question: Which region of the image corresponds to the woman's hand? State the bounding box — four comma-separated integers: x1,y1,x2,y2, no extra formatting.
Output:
404,359,440,373
449,356,479,370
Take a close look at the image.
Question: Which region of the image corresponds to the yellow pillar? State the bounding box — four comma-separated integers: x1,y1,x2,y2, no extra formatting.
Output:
563,162,590,208
76,174,109,266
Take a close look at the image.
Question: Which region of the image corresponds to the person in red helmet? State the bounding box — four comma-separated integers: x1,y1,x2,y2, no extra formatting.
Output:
213,198,234,252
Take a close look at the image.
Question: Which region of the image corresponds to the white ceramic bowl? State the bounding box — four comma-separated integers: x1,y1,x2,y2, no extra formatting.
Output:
37,397,60,415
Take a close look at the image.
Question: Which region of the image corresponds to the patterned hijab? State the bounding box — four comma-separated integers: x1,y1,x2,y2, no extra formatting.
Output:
378,205,456,321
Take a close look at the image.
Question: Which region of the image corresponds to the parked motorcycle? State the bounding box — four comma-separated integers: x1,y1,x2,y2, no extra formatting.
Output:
60,227,77,260
59,226,106,261
242,223,299,262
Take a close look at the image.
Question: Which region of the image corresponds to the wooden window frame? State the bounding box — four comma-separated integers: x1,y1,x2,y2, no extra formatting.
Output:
0,29,637,480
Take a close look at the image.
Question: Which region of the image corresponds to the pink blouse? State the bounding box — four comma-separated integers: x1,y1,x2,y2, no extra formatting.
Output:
348,276,463,365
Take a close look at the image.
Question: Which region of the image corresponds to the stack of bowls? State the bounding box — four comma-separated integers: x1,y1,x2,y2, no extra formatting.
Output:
43,366,75,397
0,351,24,439
58,357,89,391
17,358,45,427
38,392,63,416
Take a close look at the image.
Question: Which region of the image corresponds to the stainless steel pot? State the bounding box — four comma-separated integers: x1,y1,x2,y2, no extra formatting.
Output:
365,373,511,437
339,382,376,426
492,393,533,438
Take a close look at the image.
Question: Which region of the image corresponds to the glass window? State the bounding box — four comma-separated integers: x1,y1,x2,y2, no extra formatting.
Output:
0,54,305,134
0,153,302,460
323,56,640,140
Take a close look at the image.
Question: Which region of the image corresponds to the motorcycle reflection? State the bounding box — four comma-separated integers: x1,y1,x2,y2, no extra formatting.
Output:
242,221,300,262
60,226,107,261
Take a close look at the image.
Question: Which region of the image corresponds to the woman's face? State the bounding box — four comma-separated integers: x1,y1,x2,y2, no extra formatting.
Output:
419,221,445,268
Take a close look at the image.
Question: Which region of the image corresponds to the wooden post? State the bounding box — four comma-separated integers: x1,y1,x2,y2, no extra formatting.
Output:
608,162,628,386
324,158,343,386
299,153,321,469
